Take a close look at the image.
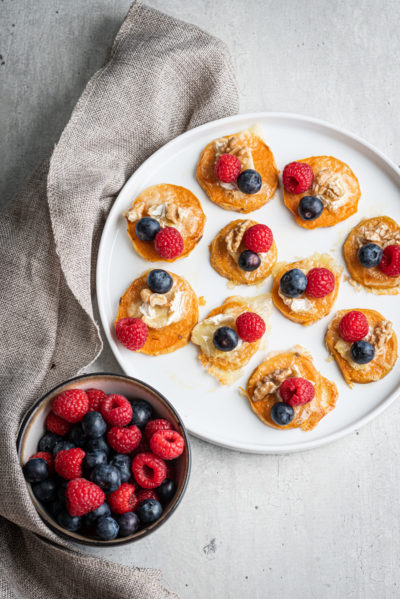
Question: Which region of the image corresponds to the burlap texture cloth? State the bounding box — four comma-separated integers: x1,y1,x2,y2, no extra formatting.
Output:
0,2,238,597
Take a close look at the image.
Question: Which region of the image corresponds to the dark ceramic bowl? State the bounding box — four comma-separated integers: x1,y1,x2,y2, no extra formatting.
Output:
17,372,191,546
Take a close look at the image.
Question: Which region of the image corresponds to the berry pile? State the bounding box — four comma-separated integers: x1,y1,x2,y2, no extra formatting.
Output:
280,267,335,299
237,223,274,273
212,311,265,352
135,217,184,260
270,376,316,426
23,389,185,541
338,311,375,365
358,242,400,276
214,153,263,195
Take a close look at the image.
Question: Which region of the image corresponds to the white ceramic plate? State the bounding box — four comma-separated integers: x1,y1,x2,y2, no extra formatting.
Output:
97,112,400,453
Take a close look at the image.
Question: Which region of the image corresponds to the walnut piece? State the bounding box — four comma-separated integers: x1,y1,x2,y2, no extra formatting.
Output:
312,168,345,206
140,288,168,307
225,220,251,254
358,222,400,249
215,135,253,170
253,364,300,402
368,320,393,351
165,203,185,224
123,201,146,222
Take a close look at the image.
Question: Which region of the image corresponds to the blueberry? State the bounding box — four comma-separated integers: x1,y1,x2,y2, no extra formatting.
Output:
280,268,308,298
90,464,121,493
147,269,173,294
83,450,107,471
81,411,107,439
270,402,294,426
49,500,64,519
129,400,153,429
32,479,57,503
57,509,82,532
53,440,75,457
56,479,68,503
39,432,62,453
358,243,383,268
69,423,87,446
86,437,110,456
23,458,48,483
237,169,262,194
95,516,119,540
84,502,111,527
137,498,163,525
117,512,140,537
157,479,177,504
135,217,160,241
298,195,324,220
350,340,375,364
213,327,239,352
238,250,261,272
110,454,131,483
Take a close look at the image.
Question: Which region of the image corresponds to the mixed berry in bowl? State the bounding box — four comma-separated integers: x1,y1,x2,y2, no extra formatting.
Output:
22,386,187,542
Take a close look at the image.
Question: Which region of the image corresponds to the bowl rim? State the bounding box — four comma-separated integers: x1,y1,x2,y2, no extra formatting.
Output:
17,371,191,547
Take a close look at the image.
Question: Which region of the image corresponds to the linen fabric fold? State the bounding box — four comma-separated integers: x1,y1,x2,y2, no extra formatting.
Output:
0,2,238,597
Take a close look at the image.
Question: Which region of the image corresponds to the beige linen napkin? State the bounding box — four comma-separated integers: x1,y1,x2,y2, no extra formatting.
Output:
0,2,238,597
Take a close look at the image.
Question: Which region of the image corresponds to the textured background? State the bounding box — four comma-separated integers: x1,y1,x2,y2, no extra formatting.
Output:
1,1,400,598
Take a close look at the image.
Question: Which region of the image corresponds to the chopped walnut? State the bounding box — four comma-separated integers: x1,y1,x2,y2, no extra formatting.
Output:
253,364,300,402
225,220,251,253
165,203,186,224
140,288,168,307
368,320,393,350
215,135,253,170
358,222,400,249
312,168,345,205
123,202,146,222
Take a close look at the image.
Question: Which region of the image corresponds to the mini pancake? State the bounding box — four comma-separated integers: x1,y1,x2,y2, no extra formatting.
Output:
283,156,361,229
272,253,342,326
116,270,198,355
196,126,279,213
325,309,398,386
209,219,277,285
246,348,338,431
123,184,206,262
343,216,400,293
191,294,271,385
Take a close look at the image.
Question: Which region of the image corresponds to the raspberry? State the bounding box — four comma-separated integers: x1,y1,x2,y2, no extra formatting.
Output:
339,311,369,342
154,227,184,259
379,245,400,277
150,430,185,460
55,447,85,480
243,224,273,253
30,451,54,474
52,389,89,423
115,318,148,351
86,388,107,411
45,411,71,436
282,161,314,194
107,483,138,514
279,377,315,407
107,425,142,454
137,489,158,503
236,312,266,343
131,453,167,489
101,394,133,427
66,478,105,517
306,267,335,298
144,419,173,439
214,153,242,183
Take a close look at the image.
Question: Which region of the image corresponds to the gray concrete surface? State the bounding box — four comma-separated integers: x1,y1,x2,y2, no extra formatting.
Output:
2,1,400,598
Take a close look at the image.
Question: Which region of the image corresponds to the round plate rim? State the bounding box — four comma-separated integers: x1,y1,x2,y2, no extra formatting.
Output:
96,111,400,454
